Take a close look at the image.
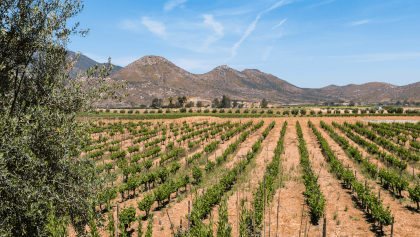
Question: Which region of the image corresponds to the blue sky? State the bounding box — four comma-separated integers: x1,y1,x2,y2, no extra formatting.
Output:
68,0,420,88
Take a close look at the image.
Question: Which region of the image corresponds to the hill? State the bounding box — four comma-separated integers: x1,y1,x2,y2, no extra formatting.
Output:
68,51,122,77
86,54,419,106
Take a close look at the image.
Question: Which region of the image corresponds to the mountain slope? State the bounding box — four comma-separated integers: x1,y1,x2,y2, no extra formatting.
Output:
68,51,122,77
92,55,419,106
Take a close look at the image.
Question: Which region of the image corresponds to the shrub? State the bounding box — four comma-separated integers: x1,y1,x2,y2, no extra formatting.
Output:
235,109,240,113
227,110,232,113
113,110,117,113
310,110,315,115
219,109,225,113
106,109,110,112
317,110,322,115
135,110,139,114
291,109,299,115
369,108,376,114
259,110,265,114
344,109,349,114
267,109,273,114
335,109,341,114
120,109,125,113
361,109,367,114
212,109,217,113
396,107,404,113
283,110,290,115
144,110,149,114
276,111,280,115
243,109,249,113
127,109,133,114
196,109,202,113
352,108,358,114
157,109,163,113
188,109,193,113
166,109,171,113
327,109,331,114
300,109,306,115
149,110,155,113
180,108,187,113
251,109,257,114
204,109,210,113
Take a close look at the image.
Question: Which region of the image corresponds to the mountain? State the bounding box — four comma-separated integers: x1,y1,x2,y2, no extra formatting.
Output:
93,55,419,106
68,51,122,77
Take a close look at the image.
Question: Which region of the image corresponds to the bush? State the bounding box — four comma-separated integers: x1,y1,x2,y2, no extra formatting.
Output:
106,108,110,112
243,109,249,113
283,110,290,115
344,109,349,114
259,110,265,114
317,110,322,115
369,108,376,114
98,109,103,113
135,110,140,114
219,109,225,113
127,109,133,114
204,109,210,113
276,111,280,115
361,109,367,114
150,110,155,113
267,109,273,114
310,110,315,115
235,109,240,113
144,110,149,114
396,107,404,113
180,108,187,113
166,109,171,113
113,110,118,113
212,109,217,113
291,109,299,115
352,108,358,114
251,109,257,114
326,109,331,114
335,109,341,114
120,109,126,113
300,109,306,115
227,110,232,113
157,109,163,113
188,109,193,113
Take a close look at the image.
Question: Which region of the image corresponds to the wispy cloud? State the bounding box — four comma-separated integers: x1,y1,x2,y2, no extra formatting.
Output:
226,0,295,62
349,19,371,26
164,0,188,12
306,0,336,9
203,14,223,36
142,17,166,38
262,46,273,61
271,18,287,30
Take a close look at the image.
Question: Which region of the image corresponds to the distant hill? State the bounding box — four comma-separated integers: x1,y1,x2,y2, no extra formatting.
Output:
68,51,122,77
82,54,419,106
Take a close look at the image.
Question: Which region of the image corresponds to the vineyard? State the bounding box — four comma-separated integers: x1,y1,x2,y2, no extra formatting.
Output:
73,116,420,237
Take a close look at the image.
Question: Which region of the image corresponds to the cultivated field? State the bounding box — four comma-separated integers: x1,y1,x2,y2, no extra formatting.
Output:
73,116,420,237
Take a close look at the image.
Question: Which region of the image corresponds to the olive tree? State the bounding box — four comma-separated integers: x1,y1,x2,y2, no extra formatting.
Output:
0,0,125,236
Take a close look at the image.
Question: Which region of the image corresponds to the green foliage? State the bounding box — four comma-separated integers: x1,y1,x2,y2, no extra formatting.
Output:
144,214,154,237
217,198,232,237
192,165,203,183
46,203,70,237
118,205,137,236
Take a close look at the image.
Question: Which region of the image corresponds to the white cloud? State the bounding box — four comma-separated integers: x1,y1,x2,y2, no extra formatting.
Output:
226,0,295,62
203,14,223,36
271,18,287,30
142,17,166,37
83,53,109,64
120,19,141,31
349,19,371,26
262,46,273,61
164,0,188,12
